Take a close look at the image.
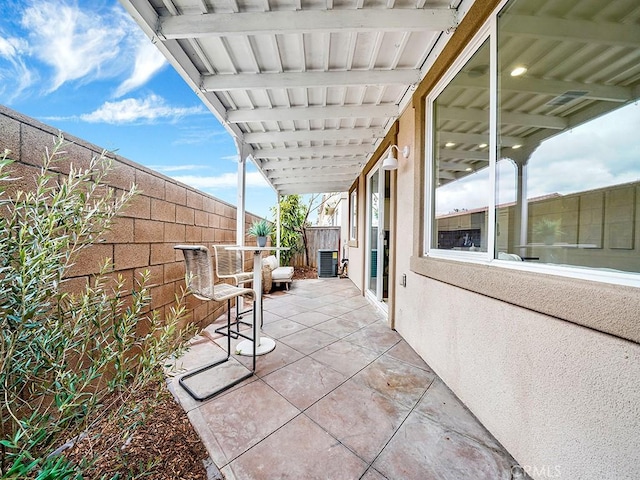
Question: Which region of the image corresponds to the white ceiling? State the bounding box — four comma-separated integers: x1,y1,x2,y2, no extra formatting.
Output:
118,0,460,195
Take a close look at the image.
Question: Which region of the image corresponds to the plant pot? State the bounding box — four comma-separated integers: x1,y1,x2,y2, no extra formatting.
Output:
257,236,267,247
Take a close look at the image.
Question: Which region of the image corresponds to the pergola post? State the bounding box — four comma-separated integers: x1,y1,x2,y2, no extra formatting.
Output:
276,193,281,263
235,139,248,246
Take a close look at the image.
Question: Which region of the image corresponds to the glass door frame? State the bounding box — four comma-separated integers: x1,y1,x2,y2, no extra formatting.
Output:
365,161,389,313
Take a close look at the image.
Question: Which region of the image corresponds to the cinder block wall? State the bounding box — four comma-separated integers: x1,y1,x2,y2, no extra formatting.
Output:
0,105,264,331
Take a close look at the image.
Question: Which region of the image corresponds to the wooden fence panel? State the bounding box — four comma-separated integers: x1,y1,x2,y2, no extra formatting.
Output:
291,227,340,267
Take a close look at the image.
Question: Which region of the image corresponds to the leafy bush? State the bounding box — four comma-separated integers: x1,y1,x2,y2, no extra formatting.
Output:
271,195,307,265
0,135,190,479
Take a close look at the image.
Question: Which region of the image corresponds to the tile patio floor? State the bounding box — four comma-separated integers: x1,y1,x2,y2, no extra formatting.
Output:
167,277,525,480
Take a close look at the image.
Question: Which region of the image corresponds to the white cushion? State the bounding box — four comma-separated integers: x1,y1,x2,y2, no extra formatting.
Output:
272,266,294,281
262,255,279,270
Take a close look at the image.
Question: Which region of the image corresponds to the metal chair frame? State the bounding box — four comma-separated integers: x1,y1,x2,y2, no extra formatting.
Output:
212,244,254,334
174,244,257,401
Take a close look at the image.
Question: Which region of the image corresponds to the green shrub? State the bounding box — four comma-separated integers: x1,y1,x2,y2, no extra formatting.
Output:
0,135,190,479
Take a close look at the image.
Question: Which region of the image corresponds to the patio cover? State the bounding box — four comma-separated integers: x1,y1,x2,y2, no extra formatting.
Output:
118,0,461,196
119,0,639,198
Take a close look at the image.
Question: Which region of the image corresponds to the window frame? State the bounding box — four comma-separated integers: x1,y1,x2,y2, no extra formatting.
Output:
424,23,495,263
349,188,358,243
422,3,640,289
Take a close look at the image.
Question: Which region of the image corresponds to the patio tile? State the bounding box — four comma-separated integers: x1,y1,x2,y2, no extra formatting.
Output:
352,354,436,409
264,303,310,318
261,318,307,339
177,357,257,405
312,316,362,338
171,279,526,480
338,307,385,327
415,379,503,451
234,339,305,378
305,378,411,463
361,467,388,480
166,338,223,375
289,289,326,300
286,310,333,326
372,412,516,480
167,342,258,413
337,295,372,310
188,380,298,465
223,414,368,480
344,322,402,354
259,309,284,325
262,356,347,410
385,340,432,371
278,327,338,355
310,339,380,377
314,302,355,317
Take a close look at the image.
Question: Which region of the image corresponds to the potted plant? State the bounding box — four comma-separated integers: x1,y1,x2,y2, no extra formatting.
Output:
248,219,273,247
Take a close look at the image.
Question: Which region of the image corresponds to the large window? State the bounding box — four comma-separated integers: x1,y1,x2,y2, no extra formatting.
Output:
427,0,640,280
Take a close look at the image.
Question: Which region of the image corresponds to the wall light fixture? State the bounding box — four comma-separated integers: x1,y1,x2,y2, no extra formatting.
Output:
381,145,410,171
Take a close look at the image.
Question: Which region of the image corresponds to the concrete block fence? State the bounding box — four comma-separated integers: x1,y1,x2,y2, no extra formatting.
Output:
0,104,264,331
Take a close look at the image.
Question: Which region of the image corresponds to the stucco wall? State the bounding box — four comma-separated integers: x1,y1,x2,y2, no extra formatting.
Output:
394,275,640,480
391,97,640,479
0,105,262,332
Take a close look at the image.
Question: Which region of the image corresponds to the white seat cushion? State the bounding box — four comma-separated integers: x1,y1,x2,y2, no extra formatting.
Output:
272,266,294,281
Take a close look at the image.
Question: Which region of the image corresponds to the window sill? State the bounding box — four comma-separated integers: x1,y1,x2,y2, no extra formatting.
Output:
410,255,640,345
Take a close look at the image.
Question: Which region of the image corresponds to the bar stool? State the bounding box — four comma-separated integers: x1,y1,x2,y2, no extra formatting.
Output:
174,245,257,401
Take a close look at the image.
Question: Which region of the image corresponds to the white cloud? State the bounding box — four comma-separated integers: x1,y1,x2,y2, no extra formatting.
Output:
113,35,166,97
0,35,35,101
171,172,270,189
172,127,230,146
21,1,124,92
15,0,164,96
79,94,204,124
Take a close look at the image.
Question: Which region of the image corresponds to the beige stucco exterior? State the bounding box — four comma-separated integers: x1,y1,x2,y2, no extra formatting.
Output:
345,0,640,478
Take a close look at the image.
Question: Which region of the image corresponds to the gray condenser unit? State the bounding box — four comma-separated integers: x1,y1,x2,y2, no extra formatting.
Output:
317,249,338,277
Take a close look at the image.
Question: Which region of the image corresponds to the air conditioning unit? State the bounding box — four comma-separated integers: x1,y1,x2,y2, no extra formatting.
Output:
317,249,338,277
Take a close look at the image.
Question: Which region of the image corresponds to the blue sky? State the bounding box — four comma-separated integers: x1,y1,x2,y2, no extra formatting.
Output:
0,0,276,220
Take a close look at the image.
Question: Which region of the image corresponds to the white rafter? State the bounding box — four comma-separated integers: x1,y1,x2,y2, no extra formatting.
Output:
243,127,385,143
502,14,639,49
202,69,420,91
227,104,398,122
261,157,365,169
438,106,568,130
158,9,457,39
254,145,373,158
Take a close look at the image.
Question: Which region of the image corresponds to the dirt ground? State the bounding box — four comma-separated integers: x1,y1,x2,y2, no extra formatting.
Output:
292,265,318,279
66,380,208,480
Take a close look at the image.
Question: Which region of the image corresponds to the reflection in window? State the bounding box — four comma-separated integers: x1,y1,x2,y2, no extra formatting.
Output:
428,0,640,277
432,40,490,252
496,0,640,274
